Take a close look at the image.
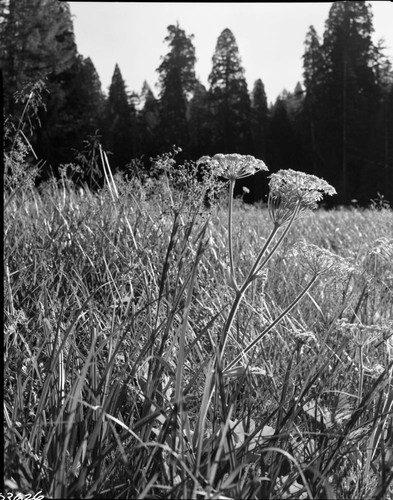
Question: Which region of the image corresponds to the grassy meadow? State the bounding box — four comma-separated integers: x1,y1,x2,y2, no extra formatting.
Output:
4,145,393,499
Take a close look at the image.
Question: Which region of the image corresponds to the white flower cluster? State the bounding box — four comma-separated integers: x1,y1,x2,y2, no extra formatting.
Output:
291,240,358,277
268,169,337,226
197,153,268,181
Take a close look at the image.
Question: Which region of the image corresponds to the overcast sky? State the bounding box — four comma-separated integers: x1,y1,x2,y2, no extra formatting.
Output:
69,2,393,104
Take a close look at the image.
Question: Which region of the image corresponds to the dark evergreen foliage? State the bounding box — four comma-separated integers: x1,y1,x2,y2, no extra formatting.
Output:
2,1,392,204
1,0,106,181
247,79,269,201
208,28,252,155
301,1,392,203
137,81,160,163
267,93,297,172
103,64,137,170
250,79,269,161
36,56,105,169
188,80,212,158
0,0,77,116
301,25,324,177
156,22,197,151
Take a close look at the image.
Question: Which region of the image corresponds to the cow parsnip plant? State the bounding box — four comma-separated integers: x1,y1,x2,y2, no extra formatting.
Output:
4,126,393,499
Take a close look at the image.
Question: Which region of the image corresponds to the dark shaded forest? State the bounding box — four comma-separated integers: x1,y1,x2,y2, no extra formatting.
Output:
2,0,393,205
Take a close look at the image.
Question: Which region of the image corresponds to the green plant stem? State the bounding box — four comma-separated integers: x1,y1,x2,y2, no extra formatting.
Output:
224,273,320,373
219,290,243,362
10,91,33,156
174,228,207,405
247,201,301,283
218,223,279,361
228,180,238,290
245,224,281,284
219,203,301,362
358,344,364,402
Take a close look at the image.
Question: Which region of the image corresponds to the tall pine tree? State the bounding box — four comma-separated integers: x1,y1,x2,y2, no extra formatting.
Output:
0,0,77,116
188,80,211,158
138,81,160,162
250,79,268,160
36,55,105,168
0,0,107,174
302,25,324,176
267,93,297,172
104,64,137,169
365,49,393,201
303,1,382,202
208,28,252,154
247,78,269,201
325,1,380,201
156,22,196,151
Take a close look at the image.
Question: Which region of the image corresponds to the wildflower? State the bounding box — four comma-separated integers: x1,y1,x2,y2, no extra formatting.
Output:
291,240,358,277
268,169,336,226
197,153,268,181
337,318,392,347
370,237,393,262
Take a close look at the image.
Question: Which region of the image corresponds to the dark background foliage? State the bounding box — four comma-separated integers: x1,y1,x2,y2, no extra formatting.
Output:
1,0,392,204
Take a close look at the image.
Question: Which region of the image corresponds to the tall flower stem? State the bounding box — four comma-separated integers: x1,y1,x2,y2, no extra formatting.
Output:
249,201,301,281
227,180,238,290
218,290,242,362
358,343,364,402
245,225,280,284
218,202,301,363
224,273,320,373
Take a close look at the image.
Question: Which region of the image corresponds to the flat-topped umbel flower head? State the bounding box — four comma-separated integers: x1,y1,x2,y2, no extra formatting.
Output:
197,153,268,181
291,240,358,277
268,169,336,226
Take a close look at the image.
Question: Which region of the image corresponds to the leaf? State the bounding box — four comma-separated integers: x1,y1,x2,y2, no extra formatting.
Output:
228,418,275,451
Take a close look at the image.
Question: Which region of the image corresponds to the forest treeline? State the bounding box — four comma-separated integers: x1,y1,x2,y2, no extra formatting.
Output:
1,0,393,204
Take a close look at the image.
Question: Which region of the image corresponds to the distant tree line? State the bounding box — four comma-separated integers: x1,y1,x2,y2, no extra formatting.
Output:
1,0,392,204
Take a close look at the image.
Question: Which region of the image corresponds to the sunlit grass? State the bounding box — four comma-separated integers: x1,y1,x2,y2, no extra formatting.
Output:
4,146,393,499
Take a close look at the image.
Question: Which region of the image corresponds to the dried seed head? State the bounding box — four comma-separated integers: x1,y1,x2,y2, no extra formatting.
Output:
291,240,358,277
370,237,393,261
197,153,268,181
268,169,336,226
337,318,392,349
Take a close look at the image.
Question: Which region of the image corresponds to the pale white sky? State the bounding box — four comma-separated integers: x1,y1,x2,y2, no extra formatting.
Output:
70,2,393,104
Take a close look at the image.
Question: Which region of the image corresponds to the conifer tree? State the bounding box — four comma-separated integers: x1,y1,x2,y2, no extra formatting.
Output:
364,55,393,200
156,22,196,151
139,81,160,161
250,79,268,160
140,81,159,131
104,64,136,169
36,55,105,168
188,80,211,158
303,1,382,202
208,28,252,154
303,26,323,97
267,93,297,171
323,1,380,200
302,25,324,176
0,0,77,116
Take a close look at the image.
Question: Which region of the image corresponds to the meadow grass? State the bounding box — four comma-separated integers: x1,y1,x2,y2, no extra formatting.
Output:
3,140,393,499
